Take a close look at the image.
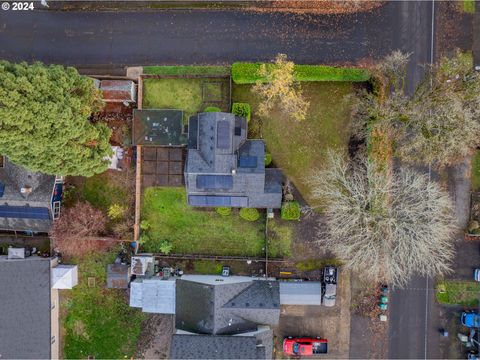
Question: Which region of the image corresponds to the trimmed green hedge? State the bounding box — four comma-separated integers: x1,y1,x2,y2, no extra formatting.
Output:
239,208,260,222
232,102,251,122
281,201,301,221
204,106,221,112
216,207,232,216
144,65,231,76
232,63,371,84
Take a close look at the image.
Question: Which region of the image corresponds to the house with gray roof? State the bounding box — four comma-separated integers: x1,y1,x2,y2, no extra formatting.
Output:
0,158,63,233
184,112,282,208
0,255,77,359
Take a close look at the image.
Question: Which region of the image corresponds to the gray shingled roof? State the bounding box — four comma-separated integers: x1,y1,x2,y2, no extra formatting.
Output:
133,109,187,146
0,257,51,359
107,263,130,289
170,329,274,360
0,159,54,232
185,112,282,208
175,278,280,336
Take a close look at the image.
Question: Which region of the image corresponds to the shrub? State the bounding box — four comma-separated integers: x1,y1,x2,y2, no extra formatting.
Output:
216,207,232,216
232,102,251,122
203,106,221,112
239,208,260,222
107,204,127,220
281,201,301,221
140,220,151,231
264,153,272,166
159,241,173,255
232,62,371,84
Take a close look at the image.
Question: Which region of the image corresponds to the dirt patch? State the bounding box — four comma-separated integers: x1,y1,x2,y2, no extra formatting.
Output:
250,1,385,15
435,1,473,60
92,111,132,147
274,269,351,359
136,314,175,359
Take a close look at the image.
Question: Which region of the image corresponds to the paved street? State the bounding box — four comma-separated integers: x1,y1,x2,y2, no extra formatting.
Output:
0,2,457,359
1,2,429,68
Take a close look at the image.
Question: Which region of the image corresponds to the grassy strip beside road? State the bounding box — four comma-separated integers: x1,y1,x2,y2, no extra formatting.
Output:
472,150,480,191
463,0,475,13
232,62,371,84
144,65,230,76
436,280,480,307
63,251,145,359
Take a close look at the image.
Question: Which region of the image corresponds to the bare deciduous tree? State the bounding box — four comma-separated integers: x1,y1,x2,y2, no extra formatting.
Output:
308,152,457,287
253,53,309,122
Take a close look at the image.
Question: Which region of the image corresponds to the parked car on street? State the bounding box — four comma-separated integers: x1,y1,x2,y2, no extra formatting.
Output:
323,266,338,307
283,337,328,356
462,312,480,328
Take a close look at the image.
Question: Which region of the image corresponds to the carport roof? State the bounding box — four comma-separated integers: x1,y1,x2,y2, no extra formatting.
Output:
133,109,187,146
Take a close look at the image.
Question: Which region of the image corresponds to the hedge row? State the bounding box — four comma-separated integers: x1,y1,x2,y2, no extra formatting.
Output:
232,102,251,122
143,65,231,76
232,63,371,84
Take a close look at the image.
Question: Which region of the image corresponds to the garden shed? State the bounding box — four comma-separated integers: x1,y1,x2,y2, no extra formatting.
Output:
133,109,187,146
279,281,322,305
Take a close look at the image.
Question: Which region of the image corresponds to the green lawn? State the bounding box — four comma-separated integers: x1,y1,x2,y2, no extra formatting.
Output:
142,78,230,120
472,150,480,191
436,280,480,307
232,82,354,204
141,187,266,256
63,251,145,359
464,0,475,13
144,65,230,76
267,219,293,258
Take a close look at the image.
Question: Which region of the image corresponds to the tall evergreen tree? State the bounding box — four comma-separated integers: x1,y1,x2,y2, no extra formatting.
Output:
0,61,112,176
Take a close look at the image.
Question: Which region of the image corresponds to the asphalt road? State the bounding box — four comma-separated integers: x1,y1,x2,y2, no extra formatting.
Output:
1,2,427,67
0,2,442,358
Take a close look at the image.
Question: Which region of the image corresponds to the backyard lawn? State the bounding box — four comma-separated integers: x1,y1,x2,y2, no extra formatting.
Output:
62,251,145,359
232,82,355,204
141,187,269,256
142,77,230,121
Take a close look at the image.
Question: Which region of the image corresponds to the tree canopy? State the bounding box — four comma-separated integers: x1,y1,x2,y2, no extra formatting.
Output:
309,152,457,286
0,61,112,176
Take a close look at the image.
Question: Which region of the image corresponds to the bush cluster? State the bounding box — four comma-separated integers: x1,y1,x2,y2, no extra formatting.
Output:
216,207,232,216
204,106,221,112
232,102,251,122
239,208,260,222
264,152,272,167
232,62,371,84
281,201,301,221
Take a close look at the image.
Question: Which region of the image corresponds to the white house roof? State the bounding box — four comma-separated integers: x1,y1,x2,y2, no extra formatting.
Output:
279,282,322,305
51,265,78,289
129,278,176,314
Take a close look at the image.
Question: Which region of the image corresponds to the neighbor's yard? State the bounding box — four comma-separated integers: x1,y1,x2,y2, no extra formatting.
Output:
142,77,230,121
232,82,354,204
436,280,480,307
62,251,145,359
141,187,291,257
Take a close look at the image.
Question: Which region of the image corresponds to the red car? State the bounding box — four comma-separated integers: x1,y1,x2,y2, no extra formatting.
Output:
283,337,328,356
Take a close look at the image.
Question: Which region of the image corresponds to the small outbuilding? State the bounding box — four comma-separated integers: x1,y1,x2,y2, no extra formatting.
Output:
107,263,130,289
51,265,78,289
133,109,187,146
279,281,322,305
100,80,136,104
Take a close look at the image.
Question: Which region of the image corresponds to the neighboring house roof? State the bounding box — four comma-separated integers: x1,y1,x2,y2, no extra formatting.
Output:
170,329,274,360
133,109,187,146
279,281,322,305
107,263,130,289
0,257,52,359
100,80,136,103
130,278,176,314
0,159,55,232
185,112,282,208
175,276,280,335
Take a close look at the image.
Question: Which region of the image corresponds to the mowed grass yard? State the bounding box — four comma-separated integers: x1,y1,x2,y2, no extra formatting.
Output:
141,187,268,256
142,78,230,120
62,251,145,359
232,82,355,204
